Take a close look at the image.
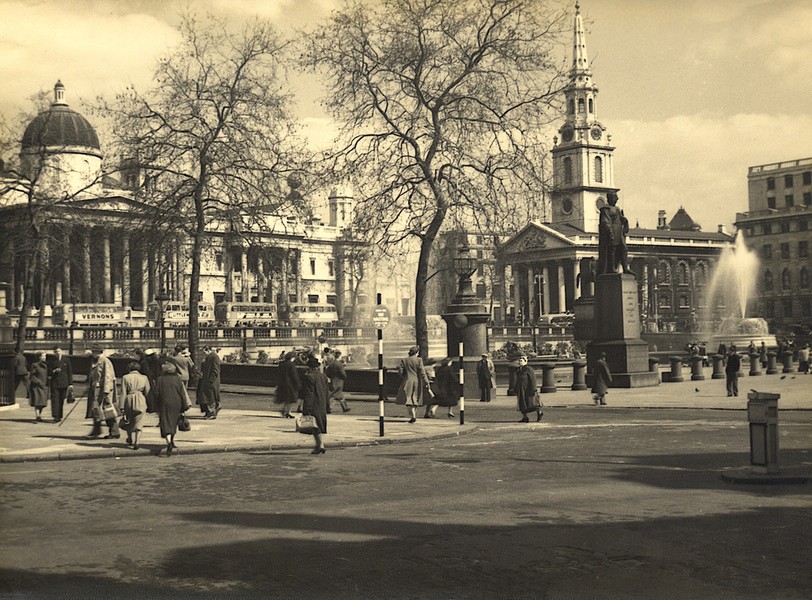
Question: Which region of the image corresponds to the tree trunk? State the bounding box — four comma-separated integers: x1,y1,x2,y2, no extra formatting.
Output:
413,205,447,360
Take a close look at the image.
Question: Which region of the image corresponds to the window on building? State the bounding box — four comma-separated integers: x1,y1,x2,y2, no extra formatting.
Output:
804,192,811,207
765,299,775,317
476,282,486,298
678,294,690,308
594,156,603,183
767,177,775,190
695,262,707,286
568,99,575,114
800,267,809,289
309,258,316,276
307,294,319,303
746,226,754,236
802,298,811,317
781,221,790,233
677,262,689,285
289,294,297,304
763,223,772,234
328,260,334,277
781,242,790,260
783,298,793,317
215,253,223,271
658,294,671,309
782,268,791,290
326,294,336,306
762,244,772,259
785,195,794,207
563,157,573,184
578,98,584,113
767,196,776,209
764,270,773,291
785,174,793,187
657,261,671,284
588,98,594,113
803,171,811,185
800,241,809,258
800,219,809,231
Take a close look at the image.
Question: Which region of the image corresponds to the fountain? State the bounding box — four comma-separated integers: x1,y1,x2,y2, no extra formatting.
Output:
704,233,776,351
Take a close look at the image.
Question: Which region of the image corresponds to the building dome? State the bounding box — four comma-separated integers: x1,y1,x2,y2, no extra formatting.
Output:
21,81,101,157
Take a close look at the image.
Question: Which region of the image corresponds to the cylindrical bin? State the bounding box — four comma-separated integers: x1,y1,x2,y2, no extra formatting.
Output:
690,355,705,381
711,354,725,379
747,390,780,474
748,352,762,376
571,360,587,391
648,356,659,373
766,351,779,375
781,351,795,374
540,362,557,393
668,356,684,383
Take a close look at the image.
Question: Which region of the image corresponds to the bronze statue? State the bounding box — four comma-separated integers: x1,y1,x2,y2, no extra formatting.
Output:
598,191,631,275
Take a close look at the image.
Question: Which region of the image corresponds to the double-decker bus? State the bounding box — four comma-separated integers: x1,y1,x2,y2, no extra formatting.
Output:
52,304,128,327
146,302,215,327
214,302,278,326
282,303,339,326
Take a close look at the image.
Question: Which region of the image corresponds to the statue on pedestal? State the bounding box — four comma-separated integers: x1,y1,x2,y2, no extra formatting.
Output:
598,191,632,275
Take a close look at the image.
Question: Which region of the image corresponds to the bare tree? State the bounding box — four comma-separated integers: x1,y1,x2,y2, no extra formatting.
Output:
303,0,569,357
101,14,304,363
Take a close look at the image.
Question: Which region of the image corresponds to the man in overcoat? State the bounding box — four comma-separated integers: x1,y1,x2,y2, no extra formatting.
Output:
86,346,119,438
196,346,221,419
725,345,742,397
592,352,612,406
476,353,496,402
14,349,29,399
48,345,73,423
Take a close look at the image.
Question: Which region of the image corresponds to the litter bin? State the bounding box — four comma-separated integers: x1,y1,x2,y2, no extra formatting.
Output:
747,391,780,474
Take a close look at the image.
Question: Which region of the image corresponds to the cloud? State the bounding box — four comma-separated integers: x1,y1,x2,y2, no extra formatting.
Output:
612,113,812,231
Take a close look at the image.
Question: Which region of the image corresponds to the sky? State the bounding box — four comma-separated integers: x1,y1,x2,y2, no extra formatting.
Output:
1,0,811,231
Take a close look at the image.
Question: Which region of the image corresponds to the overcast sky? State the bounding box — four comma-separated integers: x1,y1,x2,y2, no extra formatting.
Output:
1,0,811,230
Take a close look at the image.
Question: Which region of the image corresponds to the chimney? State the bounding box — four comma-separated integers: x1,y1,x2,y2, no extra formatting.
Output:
717,224,727,235
657,210,668,230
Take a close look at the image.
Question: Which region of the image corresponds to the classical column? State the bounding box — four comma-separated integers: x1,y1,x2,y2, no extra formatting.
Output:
526,265,535,322
7,239,15,309
512,264,521,322
558,263,566,312
542,265,550,315
102,232,112,303
82,229,92,302
572,259,580,300
62,230,71,304
175,237,186,302
140,248,149,310
121,233,131,308
241,249,250,301
148,250,157,301
499,262,508,325
280,251,289,306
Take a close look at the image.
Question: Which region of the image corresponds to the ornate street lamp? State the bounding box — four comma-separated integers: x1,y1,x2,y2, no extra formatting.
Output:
155,288,172,352
452,244,478,299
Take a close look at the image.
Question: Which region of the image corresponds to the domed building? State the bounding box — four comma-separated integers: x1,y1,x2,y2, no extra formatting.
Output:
19,81,103,197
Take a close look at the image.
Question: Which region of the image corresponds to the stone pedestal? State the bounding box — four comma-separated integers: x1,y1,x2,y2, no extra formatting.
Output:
781,351,795,373
748,353,762,376
766,352,779,375
586,273,659,388
539,363,557,393
573,296,594,343
668,356,685,383
711,354,725,379
690,355,705,381
442,291,490,399
571,361,587,391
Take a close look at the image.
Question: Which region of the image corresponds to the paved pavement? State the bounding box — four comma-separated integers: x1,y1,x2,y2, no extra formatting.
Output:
2,366,810,463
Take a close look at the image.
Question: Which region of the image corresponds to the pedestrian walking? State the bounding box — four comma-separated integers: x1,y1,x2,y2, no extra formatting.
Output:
425,357,457,418
86,345,120,439
121,362,151,450
515,355,543,422
725,345,742,397
172,345,195,388
395,345,433,423
14,349,29,400
325,350,350,413
477,353,496,402
798,343,809,374
48,345,73,423
301,354,328,454
592,352,612,406
275,351,300,418
28,352,49,422
196,345,221,419
154,362,188,457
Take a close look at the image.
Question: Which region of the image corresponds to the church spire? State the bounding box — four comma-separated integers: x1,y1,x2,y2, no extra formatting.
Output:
571,2,591,79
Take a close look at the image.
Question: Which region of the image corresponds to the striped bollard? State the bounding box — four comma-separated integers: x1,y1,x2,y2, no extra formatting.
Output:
459,340,465,426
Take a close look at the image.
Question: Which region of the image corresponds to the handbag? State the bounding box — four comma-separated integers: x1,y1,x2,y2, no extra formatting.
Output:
119,416,130,430
102,402,119,420
296,414,319,435
178,414,191,432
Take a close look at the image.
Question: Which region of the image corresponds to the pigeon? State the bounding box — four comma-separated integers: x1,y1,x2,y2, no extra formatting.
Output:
695,388,700,392
780,375,786,380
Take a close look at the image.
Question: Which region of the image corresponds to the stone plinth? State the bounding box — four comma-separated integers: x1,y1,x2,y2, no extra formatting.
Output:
442,290,490,399
586,273,659,388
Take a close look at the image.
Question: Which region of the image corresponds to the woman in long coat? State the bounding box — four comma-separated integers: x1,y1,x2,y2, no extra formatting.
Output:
122,362,151,450
196,346,221,419
154,362,187,456
301,355,329,454
396,346,433,423
515,355,543,423
29,352,49,422
426,358,457,418
274,351,300,418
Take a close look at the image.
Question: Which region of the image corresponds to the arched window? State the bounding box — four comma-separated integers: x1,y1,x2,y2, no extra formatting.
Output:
594,156,603,183
695,262,707,286
588,98,594,113
658,261,671,285
658,293,671,309
764,270,773,291
801,267,809,289
677,262,689,285
563,157,572,184
568,99,575,114
782,268,791,290
578,98,585,113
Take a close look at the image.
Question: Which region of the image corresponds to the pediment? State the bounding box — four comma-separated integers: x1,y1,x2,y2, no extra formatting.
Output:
70,195,151,213
500,223,574,256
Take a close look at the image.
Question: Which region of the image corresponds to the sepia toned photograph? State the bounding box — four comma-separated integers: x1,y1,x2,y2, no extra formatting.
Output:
0,0,810,598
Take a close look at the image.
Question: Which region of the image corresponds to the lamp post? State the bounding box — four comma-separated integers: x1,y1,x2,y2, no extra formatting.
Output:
534,274,544,321
69,290,78,355
155,288,172,352
452,245,478,299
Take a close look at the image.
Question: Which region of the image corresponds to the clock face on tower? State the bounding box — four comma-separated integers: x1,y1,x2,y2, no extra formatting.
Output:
591,126,602,140
561,127,574,142
562,197,573,214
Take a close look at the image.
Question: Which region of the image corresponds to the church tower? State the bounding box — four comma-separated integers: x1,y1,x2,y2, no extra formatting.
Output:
549,2,617,233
